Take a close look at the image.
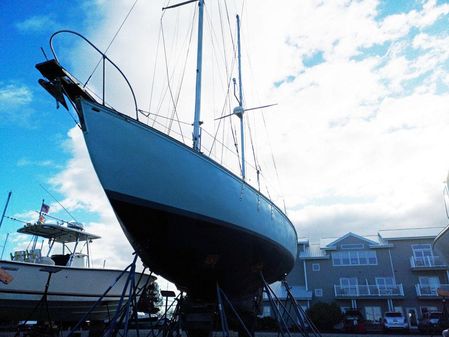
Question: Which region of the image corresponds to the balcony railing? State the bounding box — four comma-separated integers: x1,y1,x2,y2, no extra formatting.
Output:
334,284,404,297
415,284,448,297
410,256,447,269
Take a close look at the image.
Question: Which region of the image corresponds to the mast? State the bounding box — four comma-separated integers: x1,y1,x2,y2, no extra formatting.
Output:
0,191,12,232
236,15,245,180
192,0,204,152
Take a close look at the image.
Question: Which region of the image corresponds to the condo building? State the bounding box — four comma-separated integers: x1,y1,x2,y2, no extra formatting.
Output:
271,227,448,328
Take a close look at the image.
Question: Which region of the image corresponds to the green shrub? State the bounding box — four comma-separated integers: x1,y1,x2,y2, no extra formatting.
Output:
306,301,343,331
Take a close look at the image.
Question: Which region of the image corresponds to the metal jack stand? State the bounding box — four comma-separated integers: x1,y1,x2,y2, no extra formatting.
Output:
147,292,183,337
216,284,253,337
260,273,321,337
67,253,150,337
17,266,62,337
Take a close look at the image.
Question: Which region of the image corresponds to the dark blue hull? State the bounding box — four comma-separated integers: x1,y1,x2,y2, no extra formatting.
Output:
107,190,295,300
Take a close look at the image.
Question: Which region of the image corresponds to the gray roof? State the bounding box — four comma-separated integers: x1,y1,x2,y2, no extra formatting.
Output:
299,227,445,259
379,227,444,240
300,243,328,258
319,232,382,249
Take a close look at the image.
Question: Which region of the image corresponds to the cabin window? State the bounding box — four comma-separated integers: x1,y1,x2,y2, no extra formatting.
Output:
314,288,323,297
312,263,320,271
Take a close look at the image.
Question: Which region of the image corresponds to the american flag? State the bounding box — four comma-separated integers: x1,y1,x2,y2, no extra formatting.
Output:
40,203,50,214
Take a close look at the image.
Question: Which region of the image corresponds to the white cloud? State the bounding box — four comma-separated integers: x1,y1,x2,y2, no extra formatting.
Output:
16,158,58,168
0,83,35,127
0,84,32,108
42,0,449,264
49,127,134,269
16,15,57,33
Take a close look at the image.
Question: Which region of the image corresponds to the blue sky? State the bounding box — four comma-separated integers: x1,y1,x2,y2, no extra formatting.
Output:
0,2,99,256
2,0,449,269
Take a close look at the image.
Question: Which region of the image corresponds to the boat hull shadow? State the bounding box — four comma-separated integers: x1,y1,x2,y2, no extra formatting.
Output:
108,190,295,300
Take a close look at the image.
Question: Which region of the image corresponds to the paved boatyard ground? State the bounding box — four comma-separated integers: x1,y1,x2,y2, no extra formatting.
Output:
0,329,440,336
0,332,438,337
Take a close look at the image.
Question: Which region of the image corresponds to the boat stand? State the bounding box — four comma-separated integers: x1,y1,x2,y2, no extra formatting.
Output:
216,284,254,337
215,275,321,337
16,266,63,337
66,253,150,337
260,274,321,337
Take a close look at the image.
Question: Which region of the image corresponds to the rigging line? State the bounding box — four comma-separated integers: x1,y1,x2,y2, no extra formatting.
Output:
261,106,286,207
169,6,197,140
138,109,191,126
202,128,240,160
160,18,183,140
444,185,449,219
240,12,286,207
204,4,228,79
159,6,192,140
207,3,229,159
232,123,243,174
147,116,188,141
83,0,139,88
205,4,235,127
217,1,230,165
246,112,260,185
223,1,236,55
209,5,240,166
39,184,79,224
207,62,236,156
207,6,238,152
148,18,163,114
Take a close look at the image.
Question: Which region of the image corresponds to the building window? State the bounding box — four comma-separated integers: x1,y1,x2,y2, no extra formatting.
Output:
341,243,364,250
412,244,434,266
332,250,377,266
376,277,394,287
315,289,323,297
418,276,440,296
365,306,382,323
312,263,320,271
376,277,395,295
339,277,358,296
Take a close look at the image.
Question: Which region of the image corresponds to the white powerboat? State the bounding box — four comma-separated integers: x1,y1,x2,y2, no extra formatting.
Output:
0,212,153,322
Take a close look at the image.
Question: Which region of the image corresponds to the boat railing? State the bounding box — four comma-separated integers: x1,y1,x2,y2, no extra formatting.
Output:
47,31,286,213
48,30,139,120
11,248,42,263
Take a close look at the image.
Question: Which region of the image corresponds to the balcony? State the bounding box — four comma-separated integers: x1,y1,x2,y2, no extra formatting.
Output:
410,256,448,270
334,284,404,298
415,284,449,298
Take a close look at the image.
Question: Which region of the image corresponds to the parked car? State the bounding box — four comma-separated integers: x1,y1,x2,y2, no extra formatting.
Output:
342,309,366,333
383,311,409,332
419,312,442,333
443,328,449,337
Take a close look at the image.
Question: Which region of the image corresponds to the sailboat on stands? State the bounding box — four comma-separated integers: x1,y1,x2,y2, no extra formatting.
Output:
36,0,297,320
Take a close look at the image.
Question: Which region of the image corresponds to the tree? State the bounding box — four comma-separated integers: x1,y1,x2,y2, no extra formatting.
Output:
137,280,162,314
306,301,343,331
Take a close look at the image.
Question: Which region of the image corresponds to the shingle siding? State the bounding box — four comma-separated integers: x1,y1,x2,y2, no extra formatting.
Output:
285,229,447,326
